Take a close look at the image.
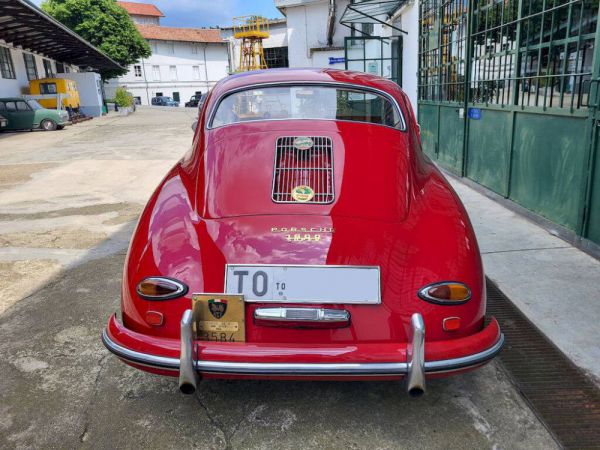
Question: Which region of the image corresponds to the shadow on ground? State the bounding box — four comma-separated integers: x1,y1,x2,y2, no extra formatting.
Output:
0,241,557,450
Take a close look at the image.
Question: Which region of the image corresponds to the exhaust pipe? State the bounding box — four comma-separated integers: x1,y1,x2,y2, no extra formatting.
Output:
406,313,426,397
179,309,200,394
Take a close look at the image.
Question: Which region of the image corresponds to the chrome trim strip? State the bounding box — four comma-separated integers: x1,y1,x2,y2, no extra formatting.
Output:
102,328,504,376
406,313,426,394
223,264,381,305
206,81,407,131
254,307,350,323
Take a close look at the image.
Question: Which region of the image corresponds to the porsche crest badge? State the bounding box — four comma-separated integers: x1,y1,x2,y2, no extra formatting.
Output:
291,185,315,202
208,298,227,319
293,136,313,150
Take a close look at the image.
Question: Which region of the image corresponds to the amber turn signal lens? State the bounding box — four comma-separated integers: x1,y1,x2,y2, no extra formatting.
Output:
418,282,471,305
136,277,188,300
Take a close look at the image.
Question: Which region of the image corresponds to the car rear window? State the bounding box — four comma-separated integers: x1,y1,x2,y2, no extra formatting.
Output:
210,85,404,129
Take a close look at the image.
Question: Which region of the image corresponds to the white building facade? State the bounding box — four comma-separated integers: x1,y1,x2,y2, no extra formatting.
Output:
0,44,79,98
273,0,419,111
106,2,229,106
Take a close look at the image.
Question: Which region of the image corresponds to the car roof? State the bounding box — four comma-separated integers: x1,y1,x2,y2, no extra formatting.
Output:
210,68,406,99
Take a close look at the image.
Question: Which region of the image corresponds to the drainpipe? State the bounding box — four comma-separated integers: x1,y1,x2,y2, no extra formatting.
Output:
326,0,336,47
141,56,150,105
203,44,209,91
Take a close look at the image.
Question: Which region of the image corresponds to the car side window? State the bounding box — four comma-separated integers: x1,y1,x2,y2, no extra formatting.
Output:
5,102,16,111
16,101,29,111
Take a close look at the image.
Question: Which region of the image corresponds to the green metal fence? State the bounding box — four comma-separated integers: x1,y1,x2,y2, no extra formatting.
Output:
418,0,600,248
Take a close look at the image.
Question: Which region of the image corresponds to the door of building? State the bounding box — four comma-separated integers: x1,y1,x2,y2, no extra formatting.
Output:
173,92,180,103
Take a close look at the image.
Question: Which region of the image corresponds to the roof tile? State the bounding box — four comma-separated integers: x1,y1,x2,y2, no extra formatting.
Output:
117,1,164,17
136,24,224,44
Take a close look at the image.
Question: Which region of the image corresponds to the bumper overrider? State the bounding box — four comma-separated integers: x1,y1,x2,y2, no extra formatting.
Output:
102,311,504,397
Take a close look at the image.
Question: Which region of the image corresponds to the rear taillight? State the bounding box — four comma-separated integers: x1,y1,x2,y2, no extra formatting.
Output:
136,277,188,300
418,282,471,305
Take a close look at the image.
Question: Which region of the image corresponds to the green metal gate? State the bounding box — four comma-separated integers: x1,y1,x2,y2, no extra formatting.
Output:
419,0,600,246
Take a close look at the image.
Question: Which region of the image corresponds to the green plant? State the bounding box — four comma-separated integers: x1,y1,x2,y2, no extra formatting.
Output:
114,87,134,107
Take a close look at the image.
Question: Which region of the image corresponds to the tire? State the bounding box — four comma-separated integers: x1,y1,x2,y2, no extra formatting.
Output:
41,119,57,131
57,125,65,130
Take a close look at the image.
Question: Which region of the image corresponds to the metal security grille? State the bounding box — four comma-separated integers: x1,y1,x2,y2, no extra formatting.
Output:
419,0,598,110
271,137,334,204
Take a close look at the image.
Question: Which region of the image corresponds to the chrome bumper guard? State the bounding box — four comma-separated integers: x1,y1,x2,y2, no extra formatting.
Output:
102,310,504,387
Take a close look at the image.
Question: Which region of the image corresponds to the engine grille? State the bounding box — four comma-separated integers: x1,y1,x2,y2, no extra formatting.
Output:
272,136,334,204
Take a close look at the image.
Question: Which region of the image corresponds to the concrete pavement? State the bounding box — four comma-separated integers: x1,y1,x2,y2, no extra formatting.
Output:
0,107,559,449
448,178,600,385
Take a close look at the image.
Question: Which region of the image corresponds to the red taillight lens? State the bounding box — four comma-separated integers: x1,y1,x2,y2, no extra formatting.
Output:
418,282,471,305
136,277,188,300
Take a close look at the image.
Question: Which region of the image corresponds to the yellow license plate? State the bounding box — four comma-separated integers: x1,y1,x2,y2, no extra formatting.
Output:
192,294,245,342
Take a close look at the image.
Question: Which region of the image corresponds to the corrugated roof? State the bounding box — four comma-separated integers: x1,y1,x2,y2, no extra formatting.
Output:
117,1,164,17
136,24,224,43
0,0,122,71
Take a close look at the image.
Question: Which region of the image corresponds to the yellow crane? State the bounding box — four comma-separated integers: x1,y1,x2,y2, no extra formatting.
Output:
233,16,269,71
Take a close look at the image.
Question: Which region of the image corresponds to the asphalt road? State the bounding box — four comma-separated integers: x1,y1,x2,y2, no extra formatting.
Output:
0,107,558,449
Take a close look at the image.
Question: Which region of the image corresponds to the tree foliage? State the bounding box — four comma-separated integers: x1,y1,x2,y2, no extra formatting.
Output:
41,0,151,79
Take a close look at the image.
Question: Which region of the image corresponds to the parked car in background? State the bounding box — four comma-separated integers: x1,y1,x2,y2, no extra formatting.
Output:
151,96,179,107
0,98,70,131
184,93,204,108
103,69,503,398
0,114,7,129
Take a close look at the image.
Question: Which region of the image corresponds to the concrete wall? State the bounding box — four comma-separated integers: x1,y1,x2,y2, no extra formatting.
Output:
0,41,78,98
105,40,229,106
276,0,350,69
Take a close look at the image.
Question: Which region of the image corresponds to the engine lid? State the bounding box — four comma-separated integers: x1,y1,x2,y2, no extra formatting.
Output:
200,120,411,222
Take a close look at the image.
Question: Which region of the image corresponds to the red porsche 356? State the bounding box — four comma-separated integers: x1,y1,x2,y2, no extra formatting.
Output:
103,68,503,397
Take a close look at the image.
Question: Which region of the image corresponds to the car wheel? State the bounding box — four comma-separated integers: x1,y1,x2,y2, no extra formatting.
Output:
57,125,65,130
41,119,57,131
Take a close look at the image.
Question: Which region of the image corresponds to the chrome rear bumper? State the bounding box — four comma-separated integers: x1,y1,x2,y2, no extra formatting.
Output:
102,311,504,385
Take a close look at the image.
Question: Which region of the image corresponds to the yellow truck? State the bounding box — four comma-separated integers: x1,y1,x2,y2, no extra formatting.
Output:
28,78,80,110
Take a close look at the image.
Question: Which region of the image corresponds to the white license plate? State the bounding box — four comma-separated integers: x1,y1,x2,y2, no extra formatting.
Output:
225,264,380,304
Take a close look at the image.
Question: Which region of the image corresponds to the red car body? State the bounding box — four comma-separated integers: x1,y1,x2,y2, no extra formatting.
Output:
103,68,503,396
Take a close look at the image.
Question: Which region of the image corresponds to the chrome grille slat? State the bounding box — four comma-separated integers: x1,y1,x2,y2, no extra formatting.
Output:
272,136,334,204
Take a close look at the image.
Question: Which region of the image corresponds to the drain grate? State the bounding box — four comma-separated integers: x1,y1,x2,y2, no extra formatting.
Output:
486,278,600,450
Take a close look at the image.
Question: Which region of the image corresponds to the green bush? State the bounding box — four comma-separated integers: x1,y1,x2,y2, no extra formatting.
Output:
114,87,134,107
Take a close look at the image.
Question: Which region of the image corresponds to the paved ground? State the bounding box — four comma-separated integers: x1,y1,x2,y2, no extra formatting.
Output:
449,179,600,385
0,107,558,449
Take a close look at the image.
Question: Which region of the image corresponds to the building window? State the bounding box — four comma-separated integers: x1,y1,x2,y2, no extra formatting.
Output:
192,65,200,80
169,65,177,81
0,47,16,79
23,53,38,80
152,65,160,81
43,59,54,77
56,62,65,73
150,41,158,53
168,42,175,55
191,43,199,54
264,47,289,68
65,66,70,73
134,65,142,77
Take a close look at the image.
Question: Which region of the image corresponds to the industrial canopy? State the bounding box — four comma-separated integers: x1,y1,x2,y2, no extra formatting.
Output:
0,0,122,70
340,0,407,35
